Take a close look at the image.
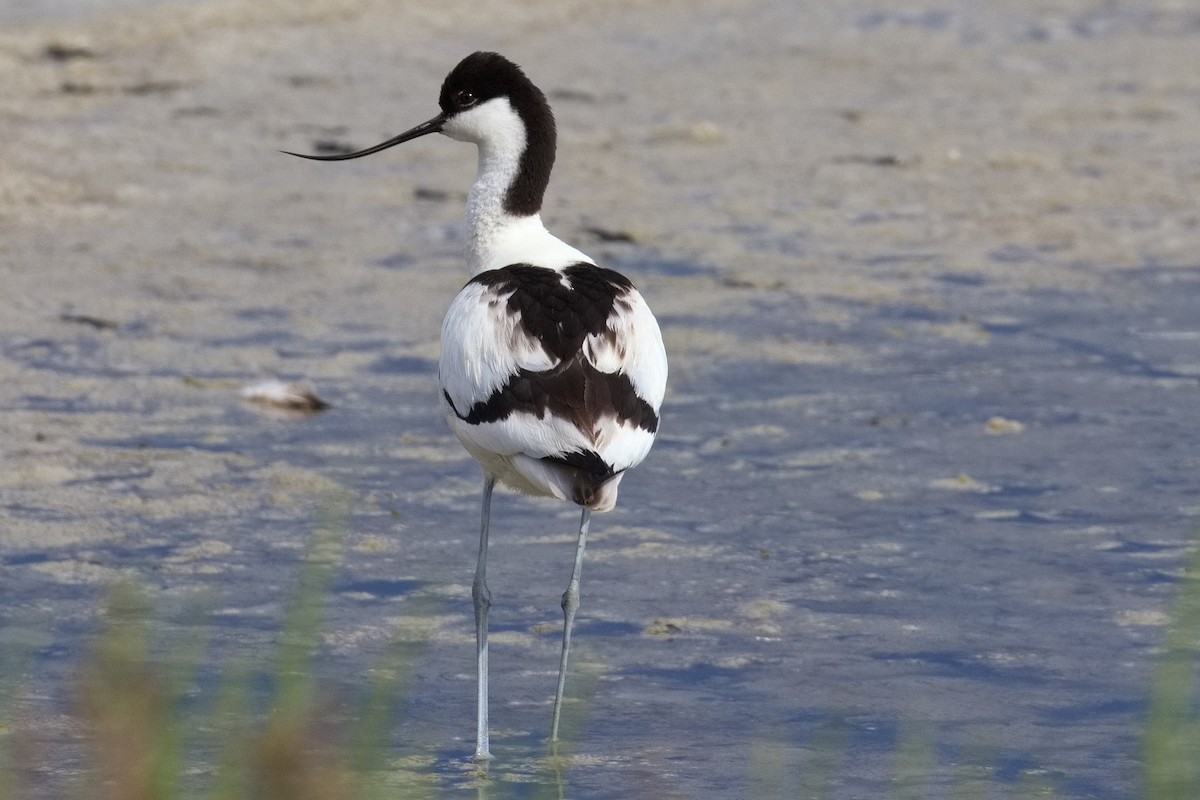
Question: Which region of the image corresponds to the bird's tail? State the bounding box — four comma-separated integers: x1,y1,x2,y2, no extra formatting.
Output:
543,450,624,510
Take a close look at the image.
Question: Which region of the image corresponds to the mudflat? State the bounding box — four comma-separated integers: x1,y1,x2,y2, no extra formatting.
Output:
2,1,1198,796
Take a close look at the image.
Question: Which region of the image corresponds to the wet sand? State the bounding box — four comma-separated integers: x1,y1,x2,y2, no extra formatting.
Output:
2,1,1199,796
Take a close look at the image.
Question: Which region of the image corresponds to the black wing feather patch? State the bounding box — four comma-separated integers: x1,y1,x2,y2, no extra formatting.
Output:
473,263,630,360
446,263,659,436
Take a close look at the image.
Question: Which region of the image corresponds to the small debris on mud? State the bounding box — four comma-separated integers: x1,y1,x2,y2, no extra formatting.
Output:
241,379,330,414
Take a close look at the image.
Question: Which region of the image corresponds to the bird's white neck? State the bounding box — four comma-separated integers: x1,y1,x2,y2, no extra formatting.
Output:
464,138,521,272
440,94,584,274
464,139,590,275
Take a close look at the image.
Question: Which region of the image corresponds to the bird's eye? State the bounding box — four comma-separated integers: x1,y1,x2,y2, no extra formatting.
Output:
455,90,478,109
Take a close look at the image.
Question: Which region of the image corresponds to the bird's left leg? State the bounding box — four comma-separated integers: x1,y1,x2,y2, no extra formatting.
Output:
550,507,591,742
473,476,496,761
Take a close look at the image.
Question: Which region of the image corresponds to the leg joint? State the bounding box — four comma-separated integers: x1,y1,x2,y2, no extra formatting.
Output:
560,581,580,616
473,577,491,610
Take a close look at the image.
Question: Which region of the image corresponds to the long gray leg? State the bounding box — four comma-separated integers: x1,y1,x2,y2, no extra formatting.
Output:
550,507,591,742
473,477,496,761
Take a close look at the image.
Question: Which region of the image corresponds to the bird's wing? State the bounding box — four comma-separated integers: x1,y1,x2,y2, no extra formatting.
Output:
439,264,666,473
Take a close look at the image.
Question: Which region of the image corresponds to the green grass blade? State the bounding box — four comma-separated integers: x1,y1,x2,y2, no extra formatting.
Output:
891,722,936,800
1142,536,1200,799
271,495,349,719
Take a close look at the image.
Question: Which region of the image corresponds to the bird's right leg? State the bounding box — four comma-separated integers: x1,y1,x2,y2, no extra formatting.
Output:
473,476,496,761
550,507,591,742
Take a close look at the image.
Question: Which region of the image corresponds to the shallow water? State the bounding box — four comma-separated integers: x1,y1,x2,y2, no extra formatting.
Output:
5,257,1198,797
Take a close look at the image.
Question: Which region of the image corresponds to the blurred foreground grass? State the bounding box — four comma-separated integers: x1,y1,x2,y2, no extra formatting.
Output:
1,516,1198,799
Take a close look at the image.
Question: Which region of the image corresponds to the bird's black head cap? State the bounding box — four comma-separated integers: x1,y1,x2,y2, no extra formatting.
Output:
441,51,557,216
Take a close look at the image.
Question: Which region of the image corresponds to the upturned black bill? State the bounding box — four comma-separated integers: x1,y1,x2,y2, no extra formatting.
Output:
282,113,446,161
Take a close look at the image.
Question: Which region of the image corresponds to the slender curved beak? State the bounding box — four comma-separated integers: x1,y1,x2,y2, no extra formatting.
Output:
282,113,446,161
